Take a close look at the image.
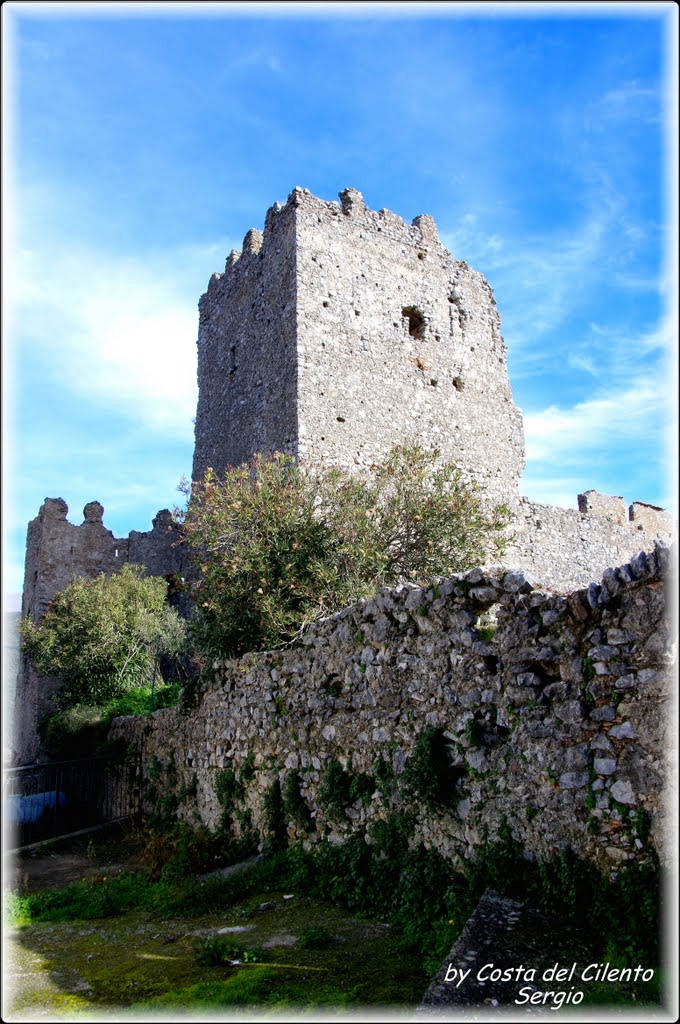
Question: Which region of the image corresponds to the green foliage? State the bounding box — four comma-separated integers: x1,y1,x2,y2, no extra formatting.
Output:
8,819,662,1001
39,683,180,760
262,779,287,852
402,728,459,810
317,759,351,820
464,717,484,748
374,755,394,792
21,564,187,708
214,767,242,809
282,770,312,829
298,925,333,950
195,937,266,966
348,772,375,805
582,656,596,683
177,445,511,659
240,752,256,783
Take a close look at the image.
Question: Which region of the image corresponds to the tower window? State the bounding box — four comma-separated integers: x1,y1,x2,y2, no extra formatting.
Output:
402,306,426,340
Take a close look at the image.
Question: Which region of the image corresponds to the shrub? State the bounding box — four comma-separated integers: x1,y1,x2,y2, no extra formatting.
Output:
402,728,460,810
176,445,511,659
39,683,180,759
298,925,333,950
21,564,187,708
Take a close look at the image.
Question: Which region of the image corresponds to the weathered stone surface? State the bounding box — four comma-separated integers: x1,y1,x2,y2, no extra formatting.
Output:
420,890,598,1010
109,550,673,872
610,779,636,805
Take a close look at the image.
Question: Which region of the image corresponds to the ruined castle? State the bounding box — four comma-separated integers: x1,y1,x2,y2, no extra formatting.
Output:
14,186,673,766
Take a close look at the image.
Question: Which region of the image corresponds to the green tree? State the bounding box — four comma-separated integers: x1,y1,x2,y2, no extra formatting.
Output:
177,445,511,660
20,564,187,708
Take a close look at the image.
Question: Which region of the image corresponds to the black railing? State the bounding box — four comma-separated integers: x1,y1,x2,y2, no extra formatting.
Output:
3,754,141,848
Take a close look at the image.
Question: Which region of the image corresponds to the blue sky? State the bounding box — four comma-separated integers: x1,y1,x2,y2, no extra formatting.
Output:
3,2,677,609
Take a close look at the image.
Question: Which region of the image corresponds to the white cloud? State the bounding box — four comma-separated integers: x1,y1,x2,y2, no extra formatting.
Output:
567,353,598,377
9,239,233,438
523,380,667,466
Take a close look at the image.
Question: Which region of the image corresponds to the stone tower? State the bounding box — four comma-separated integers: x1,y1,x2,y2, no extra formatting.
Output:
193,187,525,500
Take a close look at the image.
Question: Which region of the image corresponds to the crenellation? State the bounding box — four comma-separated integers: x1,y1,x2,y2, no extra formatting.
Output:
629,501,674,535
578,489,627,525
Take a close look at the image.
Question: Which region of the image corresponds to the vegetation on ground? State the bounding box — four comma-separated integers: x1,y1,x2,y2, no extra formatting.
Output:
6,817,663,1009
39,682,180,759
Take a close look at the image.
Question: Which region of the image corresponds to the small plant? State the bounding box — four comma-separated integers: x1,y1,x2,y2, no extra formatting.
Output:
582,656,596,683
178,774,198,803
298,925,334,950
240,752,256,783
195,937,266,966
374,755,394,792
317,759,351,821
262,779,287,852
464,717,484,748
282,770,312,829
402,728,459,810
348,772,375,805
215,767,242,809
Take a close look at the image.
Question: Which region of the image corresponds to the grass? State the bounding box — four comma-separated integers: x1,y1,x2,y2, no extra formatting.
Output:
5,823,665,1013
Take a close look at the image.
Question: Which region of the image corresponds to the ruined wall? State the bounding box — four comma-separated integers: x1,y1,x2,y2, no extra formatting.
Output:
504,491,675,592
110,542,675,874
192,186,525,501
13,500,187,765
192,201,299,481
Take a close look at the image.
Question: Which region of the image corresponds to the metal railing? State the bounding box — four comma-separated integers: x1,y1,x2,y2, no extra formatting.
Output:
3,754,141,848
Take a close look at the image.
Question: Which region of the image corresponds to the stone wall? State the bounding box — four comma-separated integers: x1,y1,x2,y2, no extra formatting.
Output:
13,499,188,765
192,200,299,481
110,542,675,874
504,492,674,592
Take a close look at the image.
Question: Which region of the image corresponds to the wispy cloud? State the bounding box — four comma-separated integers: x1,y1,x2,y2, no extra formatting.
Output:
523,380,665,466
10,236,233,438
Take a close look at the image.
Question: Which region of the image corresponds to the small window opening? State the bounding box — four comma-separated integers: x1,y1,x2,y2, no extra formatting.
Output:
402,306,426,340
336,416,346,423
417,251,425,261
115,548,119,557
429,378,438,387
323,301,329,308
229,345,237,376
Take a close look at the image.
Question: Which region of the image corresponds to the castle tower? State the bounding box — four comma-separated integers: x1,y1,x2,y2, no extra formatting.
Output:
193,187,526,500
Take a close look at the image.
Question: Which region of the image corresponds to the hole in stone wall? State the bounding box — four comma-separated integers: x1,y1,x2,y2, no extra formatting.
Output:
452,376,464,391
336,416,346,423
429,378,438,387
417,251,425,261
323,301,329,307
402,306,426,339
115,548,119,557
